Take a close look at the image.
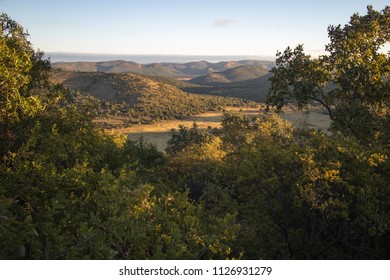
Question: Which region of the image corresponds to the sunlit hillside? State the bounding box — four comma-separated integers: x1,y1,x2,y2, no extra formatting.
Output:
50,69,255,127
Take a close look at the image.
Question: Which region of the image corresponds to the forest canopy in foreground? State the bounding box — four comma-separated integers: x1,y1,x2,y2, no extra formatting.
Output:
0,6,389,259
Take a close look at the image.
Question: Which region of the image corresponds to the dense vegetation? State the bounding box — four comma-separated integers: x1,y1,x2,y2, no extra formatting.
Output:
0,13,238,259
1,6,389,260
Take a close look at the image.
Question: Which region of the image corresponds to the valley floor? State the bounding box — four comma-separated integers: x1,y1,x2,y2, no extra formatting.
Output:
109,105,331,151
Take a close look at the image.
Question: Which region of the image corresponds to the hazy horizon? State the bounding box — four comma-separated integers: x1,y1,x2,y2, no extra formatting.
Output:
3,0,388,59
46,52,275,63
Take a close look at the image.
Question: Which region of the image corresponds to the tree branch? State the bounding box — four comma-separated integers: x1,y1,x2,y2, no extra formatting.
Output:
310,96,333,119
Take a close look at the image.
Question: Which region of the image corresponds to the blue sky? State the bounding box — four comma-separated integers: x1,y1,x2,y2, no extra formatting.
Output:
1,0,388,58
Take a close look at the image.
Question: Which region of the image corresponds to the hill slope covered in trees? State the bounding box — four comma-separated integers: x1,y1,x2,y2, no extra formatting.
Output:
50,69,253,127
182,73,272,102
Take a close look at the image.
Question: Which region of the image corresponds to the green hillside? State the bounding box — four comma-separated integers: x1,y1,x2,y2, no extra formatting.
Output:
50,70,255,127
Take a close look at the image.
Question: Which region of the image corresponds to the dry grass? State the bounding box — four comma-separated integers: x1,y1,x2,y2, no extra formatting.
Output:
109,105,331,151
113,106,264,134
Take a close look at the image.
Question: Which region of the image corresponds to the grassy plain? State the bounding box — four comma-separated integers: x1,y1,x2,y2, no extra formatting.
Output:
107,105,331,151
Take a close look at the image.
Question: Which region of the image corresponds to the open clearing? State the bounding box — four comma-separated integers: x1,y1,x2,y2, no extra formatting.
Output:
111,106,331,151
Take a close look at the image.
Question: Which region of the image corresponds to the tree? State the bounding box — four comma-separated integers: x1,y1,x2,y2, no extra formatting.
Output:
267,45,332,115
296,132,390,258
267,6,390,142
166,123,213,154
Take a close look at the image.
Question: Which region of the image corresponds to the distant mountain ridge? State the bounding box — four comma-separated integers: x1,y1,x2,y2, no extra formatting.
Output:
52,60,275,79
189,65,269,85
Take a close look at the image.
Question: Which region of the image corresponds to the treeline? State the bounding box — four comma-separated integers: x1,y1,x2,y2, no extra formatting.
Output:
1,6,389,260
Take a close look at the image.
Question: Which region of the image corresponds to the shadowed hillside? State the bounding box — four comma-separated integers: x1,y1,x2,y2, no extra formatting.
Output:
189,65,269,85
182,73,272,102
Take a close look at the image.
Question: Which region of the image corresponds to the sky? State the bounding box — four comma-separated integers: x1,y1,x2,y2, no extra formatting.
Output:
1,0,389,60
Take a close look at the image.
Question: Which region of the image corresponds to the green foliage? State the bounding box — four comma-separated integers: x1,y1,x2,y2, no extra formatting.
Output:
267,6,390,143
295,132,390,258
0,13,38,124
166,123,214,154
164,110,389,259
262,7,389,258
268,45,331,113
0,14,239,260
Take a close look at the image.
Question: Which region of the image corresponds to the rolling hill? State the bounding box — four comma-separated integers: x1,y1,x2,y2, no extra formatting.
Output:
188,65,269,85
181,73,273,102
52,60,275,79
50,70,255,128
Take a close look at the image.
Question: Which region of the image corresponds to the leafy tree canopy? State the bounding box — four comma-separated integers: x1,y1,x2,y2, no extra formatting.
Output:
267,6,389,143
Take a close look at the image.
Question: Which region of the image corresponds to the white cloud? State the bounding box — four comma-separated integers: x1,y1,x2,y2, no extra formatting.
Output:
213,19,237,28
